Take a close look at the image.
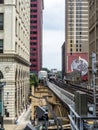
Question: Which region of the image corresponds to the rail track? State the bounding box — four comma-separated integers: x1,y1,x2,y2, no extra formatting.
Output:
50,79,94,104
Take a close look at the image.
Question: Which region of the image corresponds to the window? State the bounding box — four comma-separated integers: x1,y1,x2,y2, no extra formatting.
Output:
0,71,3,79
30,20,37,24
70,48,72,52
0,0,4,4
30,31,37,34
33,31,37,34
33,65,37,67
30,64,37,67
0,13,4,30
80,44,82,47
30,53,36,56
32,37,37,40
33,48,36,51
30,42,37,45
15,42,17,52
30,48,36,51
31,0,37,1
31,9,37,13
70,40,73,43
30,26,37,29
31,4,37,7
32,20,37,23
0,40,3,53
15,18,17,36
30,15,37,18
33,59,36,62
70,27,72,31
76,40,78,43
70,44,72,47
30,31,33,34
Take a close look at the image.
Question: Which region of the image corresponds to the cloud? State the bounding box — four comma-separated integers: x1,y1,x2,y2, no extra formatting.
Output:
43,30,65,70
43,0,65,70
43,0,65,30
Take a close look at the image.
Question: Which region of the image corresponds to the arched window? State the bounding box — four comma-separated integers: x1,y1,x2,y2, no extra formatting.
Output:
0,71,3,79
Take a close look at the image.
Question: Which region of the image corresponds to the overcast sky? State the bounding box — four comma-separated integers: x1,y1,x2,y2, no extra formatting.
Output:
43,0,65,71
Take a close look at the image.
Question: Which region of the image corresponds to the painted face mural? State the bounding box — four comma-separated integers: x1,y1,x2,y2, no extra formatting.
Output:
71,57,88,76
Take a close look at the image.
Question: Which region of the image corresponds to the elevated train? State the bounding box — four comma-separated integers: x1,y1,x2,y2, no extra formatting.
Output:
38,70,48,85
48,72,57,81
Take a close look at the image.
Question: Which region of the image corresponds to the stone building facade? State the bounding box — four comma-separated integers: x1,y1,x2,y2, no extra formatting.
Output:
0,0,30,123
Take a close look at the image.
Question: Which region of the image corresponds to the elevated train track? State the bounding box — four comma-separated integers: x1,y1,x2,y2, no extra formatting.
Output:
50,78,94,104
47,79,98,130
47,81,74,107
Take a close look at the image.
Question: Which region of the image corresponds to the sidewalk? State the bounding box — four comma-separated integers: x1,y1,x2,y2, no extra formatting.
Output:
4,104,32,130
17,104,32,124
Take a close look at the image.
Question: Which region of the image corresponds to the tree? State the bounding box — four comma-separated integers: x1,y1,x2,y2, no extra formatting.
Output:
30,74,38,90
57,71,62,79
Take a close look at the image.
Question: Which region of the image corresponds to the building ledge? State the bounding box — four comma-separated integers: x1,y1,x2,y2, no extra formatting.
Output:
0,54,30,66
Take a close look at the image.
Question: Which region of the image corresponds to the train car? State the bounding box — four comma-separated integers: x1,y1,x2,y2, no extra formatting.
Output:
38,70,48,84
48,72,56,81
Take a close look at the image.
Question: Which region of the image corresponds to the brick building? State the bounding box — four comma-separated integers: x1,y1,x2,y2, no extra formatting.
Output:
30,0,44,74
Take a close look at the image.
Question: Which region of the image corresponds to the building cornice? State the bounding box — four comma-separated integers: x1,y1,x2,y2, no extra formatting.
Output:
0,54,30,66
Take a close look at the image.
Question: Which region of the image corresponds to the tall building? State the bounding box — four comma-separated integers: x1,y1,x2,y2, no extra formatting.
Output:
64,0,89,79
88,0,98,83
0,0,30,123
30,0,44,74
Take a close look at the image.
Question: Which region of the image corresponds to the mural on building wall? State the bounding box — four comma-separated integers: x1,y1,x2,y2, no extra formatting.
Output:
71,57,88,76
67,53,88,76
